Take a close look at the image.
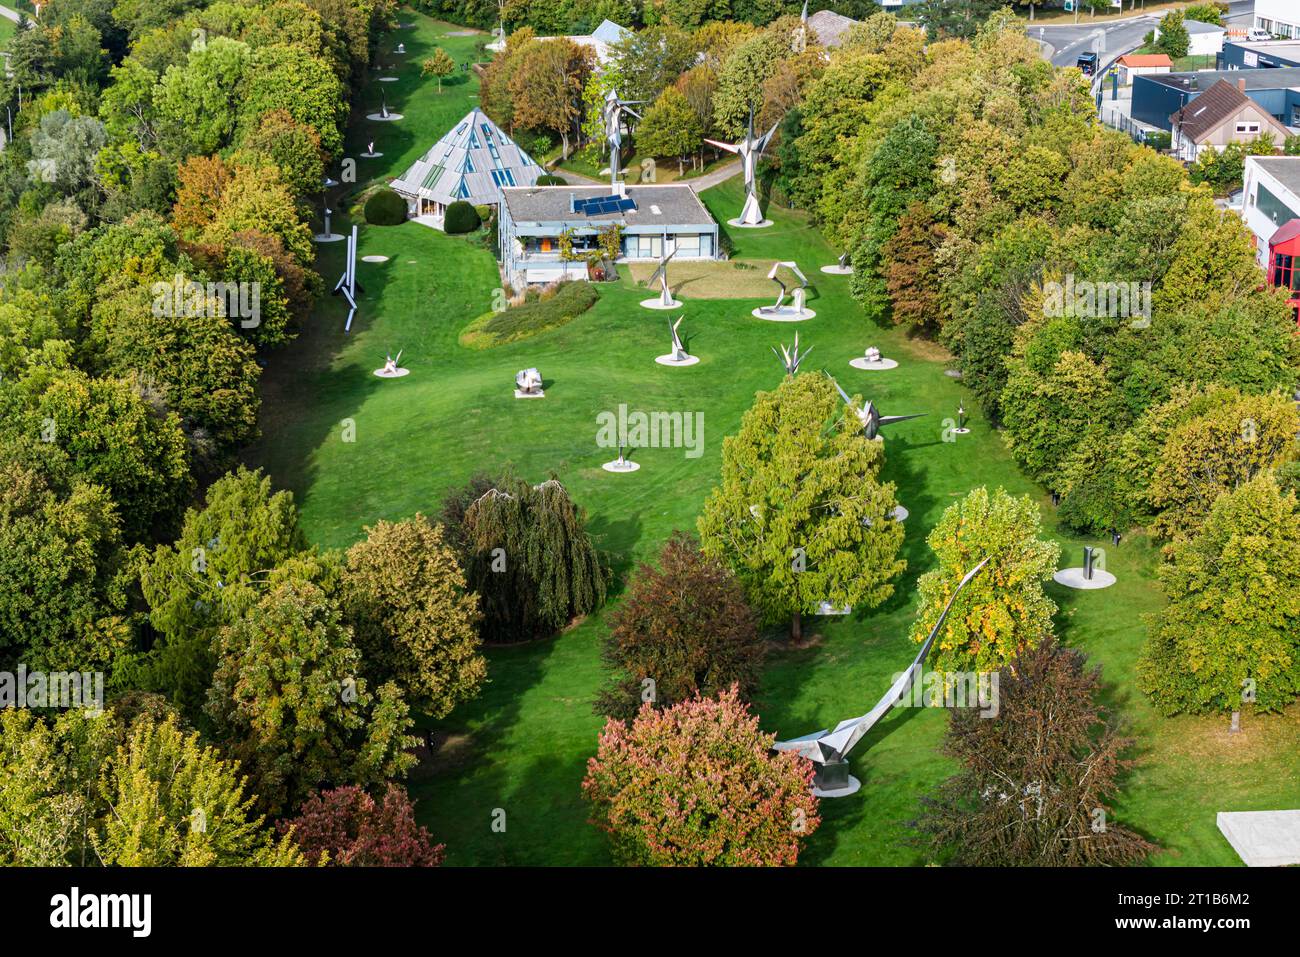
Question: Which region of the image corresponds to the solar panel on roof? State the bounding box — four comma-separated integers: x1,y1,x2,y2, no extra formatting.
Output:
573,195,638,216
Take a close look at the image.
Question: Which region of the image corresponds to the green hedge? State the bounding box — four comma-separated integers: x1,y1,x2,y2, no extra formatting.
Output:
445,200,481,234
364,187,407,225
535,174,565,186
460,281,598,348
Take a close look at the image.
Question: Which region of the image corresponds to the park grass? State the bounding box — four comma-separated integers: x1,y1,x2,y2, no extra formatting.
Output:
625,257,784,299
0,18,15,50
246,9,1300,867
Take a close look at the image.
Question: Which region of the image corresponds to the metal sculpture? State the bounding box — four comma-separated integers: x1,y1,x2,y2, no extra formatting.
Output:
602,90,643,189
333,225,362,332
774,558,991,793
668,316,688,361
826,373,925,440
759,261,811,318
705,105,779,226
773,332,812,376
514,367,544,397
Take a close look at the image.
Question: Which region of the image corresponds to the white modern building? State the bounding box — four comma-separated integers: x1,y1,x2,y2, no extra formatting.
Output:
497,184,719,286
1242,156,1300,268
1254,0,1300,40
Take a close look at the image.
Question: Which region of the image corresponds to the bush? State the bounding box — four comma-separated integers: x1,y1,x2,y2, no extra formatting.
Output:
364,187,407,225
535,174,565,186
444,200,480,234
1144,130,1171,152
582,687,820,866
458,280,598,348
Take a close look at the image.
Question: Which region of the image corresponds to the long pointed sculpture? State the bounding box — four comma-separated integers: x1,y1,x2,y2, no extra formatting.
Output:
333,225,362,332
705,104,778,227
602,90,643,189
640,233,680,309
669,317,687,361
826,372,924,440
773,331,812,376
774,558,991,794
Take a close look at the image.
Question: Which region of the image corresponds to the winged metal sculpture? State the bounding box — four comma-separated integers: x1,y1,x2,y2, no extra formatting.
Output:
602,90,643,188
668,316,688,361
773,558,991,790
773,332,812,376
649,234,677,307
705,104,779,225
826,372,925,440
763,260,809,316
515,367,543,395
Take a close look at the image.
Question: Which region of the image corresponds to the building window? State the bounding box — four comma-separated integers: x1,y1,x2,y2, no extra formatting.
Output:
1257,183,1298,226
1236,122,1261,134
491,169,516,187
1274,252,1293,290
673,233,700,256
629,234,662,258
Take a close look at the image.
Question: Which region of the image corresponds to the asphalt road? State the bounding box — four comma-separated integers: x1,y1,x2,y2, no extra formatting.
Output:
1033,0,1254,70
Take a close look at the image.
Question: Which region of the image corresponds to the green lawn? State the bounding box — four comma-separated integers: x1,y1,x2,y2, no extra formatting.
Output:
0,18,16,50
247,10,1300,867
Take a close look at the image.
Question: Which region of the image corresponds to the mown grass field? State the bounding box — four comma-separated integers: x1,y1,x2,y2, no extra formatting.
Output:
247,11,1300,867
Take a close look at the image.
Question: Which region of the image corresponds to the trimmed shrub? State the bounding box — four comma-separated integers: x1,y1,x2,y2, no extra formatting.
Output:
364,187,407,225
444,200,480,234
459,280,598,348
535,174,565,186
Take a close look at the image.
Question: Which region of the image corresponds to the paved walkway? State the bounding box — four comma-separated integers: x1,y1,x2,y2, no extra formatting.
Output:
0,5,24,24
549,158,741,192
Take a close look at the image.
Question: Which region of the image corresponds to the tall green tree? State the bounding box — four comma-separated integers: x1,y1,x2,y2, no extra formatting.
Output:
698,373,906,642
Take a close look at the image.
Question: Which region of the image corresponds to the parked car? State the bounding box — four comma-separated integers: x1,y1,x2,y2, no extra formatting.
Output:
1247,28,1274,42
1076,51,1099,76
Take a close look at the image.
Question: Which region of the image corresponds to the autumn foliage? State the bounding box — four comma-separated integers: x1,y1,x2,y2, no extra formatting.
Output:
284,783,445,867
582,687,819,866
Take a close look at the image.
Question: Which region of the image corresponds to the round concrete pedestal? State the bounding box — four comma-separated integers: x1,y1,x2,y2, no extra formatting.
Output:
752,307,815,322
374,368,410,379
314,233,345,243
640,298,682,310
655,354,699,366
892,505,909,522
366,112,404,121
378,77,400,82
850,357,898,371
813,776,862,798
360,151,384,158
820,264,853,275
952,427,971,435
602,459,640,473
1053,568,1117,590
728,218,774,228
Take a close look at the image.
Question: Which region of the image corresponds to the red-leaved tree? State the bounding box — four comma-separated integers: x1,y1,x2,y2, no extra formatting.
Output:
582,687,820,866
282,783,445,866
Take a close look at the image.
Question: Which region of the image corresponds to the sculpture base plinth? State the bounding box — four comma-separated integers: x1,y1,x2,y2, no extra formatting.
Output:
1053,568,1117,590
820,265,853,275
640,298,682,310
812,762,861,798
373,368,410,378
951,427,971,435
753,307,815,322
314,233,345,243
378,77,399,82
360,151,384,158
361,255,389,263
892,505,909,522
814,601,852,616
655,354,699,366
728,218,774,229
850,357,898,371
514,389,545,399
602,459,640,473
366,112,404,121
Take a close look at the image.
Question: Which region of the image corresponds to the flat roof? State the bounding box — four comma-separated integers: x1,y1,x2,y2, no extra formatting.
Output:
1184,19,1225,35
500,184,717,228
1227,39,1300,61
1249,156,1300,196
1144,66,1300,92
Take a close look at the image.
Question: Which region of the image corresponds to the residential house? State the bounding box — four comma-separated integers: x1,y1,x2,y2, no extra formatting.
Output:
806,10,858,49
1116,53,1172,85
498,184,720,286
1133,66,1300,130
1168,78,1290,160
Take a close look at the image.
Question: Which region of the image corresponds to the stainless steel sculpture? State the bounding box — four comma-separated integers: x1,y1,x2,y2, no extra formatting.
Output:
668,316,688,361
515,367,543,397
773,332,812,376
332,225,361,332
602,90,643,189
706,105,778,226
826,372,925,439
641,232,680,309
755,261,813,320
774,558,991,794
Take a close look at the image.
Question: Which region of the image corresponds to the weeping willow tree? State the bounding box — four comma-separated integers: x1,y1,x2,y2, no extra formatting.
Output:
459,475,605,643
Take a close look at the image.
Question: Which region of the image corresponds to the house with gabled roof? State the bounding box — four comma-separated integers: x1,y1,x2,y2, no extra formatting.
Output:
390,108,543,227
1169,78,1290,161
